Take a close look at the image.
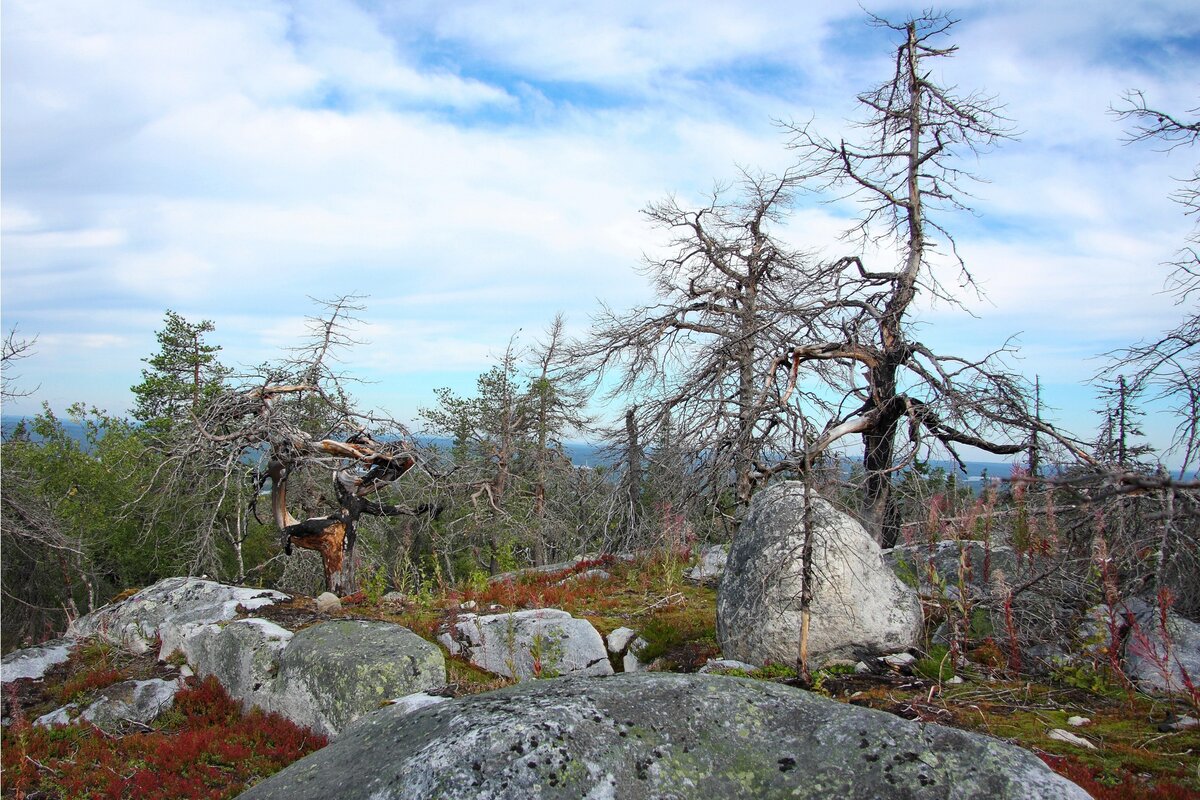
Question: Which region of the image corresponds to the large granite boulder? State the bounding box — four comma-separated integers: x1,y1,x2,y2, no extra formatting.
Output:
268,620,445,737
235,673,1089,800
182,617,295,714
717,482,922,667
68,577,288,658
438,609,612,679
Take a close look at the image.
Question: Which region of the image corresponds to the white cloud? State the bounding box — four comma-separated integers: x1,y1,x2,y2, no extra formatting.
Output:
2,0,1197,457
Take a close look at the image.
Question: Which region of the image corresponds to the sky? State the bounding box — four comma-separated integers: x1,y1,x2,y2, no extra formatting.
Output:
2,0,1198,463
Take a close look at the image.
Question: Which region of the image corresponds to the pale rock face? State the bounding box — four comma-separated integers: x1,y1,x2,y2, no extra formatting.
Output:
686,544,730,585
67,577,289,659
606,626,637,655
235,673,1092,800
623,637,649,673
1081,598,1200,695
1,637,73,683
717,482,923,668
182,618,295,713
438,609,613,680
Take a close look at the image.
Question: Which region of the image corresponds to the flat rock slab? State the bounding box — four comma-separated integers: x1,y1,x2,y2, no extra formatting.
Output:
79,678,180,732
69,577,289,658
439,609,613,680
1,637,73,683
235,673,1089,800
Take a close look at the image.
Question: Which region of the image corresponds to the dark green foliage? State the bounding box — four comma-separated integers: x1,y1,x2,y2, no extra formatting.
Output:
1,405,189,647
130,310,227,436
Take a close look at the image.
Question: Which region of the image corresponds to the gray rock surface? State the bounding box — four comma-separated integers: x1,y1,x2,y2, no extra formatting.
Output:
686,543,729,584
717,482,922,668
68,577,288,659
235,673,1089,800
34,703,79,727
182,617,295,713
1,637,73,683
1082,599,1200,695
606,626,637,654
439,609,612,679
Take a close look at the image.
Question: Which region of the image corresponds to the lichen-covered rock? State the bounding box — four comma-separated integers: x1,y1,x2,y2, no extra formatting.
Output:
182,618,294,712
1,637,73,683
269,619,445,736
34,703,79,727
68,577,288,659
686,544,729,585
76,678,180,732
235,673,1089,800
717,482,922,667
438,609,612,679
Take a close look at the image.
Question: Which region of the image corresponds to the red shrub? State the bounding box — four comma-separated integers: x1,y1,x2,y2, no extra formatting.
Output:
1,677,326,800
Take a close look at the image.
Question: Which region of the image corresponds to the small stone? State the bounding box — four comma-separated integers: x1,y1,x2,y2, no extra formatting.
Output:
1066,715,1090,727
607,627,638,654
854,661,871,674
1048,729,1097,750
882,652,916,670
623,638,649,673
1164,715,1198,731
178,665,194,680
381,591,406,604
946,675,964,684
316,592,341,613
459,600,477,611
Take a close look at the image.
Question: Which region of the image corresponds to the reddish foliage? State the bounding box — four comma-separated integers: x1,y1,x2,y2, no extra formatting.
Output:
56,667,126,704
340,590,368,605
1039,754,1196,799
2,676,326,800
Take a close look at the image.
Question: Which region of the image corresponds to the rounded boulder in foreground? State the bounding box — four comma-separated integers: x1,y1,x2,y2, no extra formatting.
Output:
235,673,1089,800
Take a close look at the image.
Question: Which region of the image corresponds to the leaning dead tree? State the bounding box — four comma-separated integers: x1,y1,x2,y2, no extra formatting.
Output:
159,297,428,595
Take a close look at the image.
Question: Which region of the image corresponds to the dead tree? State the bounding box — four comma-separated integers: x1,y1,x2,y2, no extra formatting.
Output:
160,297,429,595
773,13,1028,546
572,170,820,517
1105,90,1200,474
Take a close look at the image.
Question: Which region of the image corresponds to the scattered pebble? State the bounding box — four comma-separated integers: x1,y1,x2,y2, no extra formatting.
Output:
1066,715,1090,727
